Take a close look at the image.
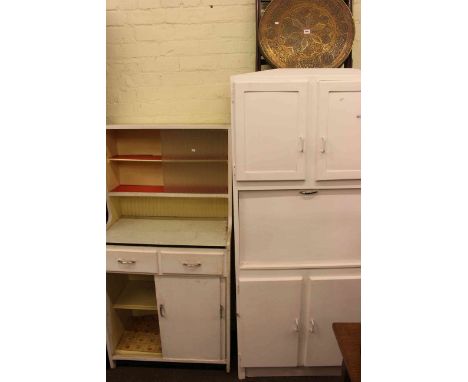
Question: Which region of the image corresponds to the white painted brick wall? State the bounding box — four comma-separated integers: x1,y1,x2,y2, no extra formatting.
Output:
106,0,360,124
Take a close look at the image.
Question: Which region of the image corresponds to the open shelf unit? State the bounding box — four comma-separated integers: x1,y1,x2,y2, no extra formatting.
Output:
107,127,228,198
113,279,157,310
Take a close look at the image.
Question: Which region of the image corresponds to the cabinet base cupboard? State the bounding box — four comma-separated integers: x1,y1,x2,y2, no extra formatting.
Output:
231,69,361,379
106,125,232,371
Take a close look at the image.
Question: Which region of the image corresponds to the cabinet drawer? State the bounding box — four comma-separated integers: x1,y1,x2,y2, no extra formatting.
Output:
106,246,158,274
160,250,224,275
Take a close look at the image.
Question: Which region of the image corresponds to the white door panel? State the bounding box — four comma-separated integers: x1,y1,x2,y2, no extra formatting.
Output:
238,277,302,367
239,189,360,266
155,276,221,360
234,82,307,181
316,81,361,180
305,276,361,366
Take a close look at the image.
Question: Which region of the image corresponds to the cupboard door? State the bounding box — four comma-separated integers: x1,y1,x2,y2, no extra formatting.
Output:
316,81,361,180
233,82,307,181
305,276,361,366
239,189,360,266
238,277,302,367
155,276,221,360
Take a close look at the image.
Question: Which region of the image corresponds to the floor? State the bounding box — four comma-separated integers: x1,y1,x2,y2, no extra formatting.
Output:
107,359,342,382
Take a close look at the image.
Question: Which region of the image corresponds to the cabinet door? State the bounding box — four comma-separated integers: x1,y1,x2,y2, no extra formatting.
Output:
155,276,221,360
233,82,307,181
305,276,361,366
316,81,361,180
239,189,360,267
238,277,302,367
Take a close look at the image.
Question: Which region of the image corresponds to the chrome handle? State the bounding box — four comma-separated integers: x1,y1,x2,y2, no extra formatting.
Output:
356,114,361,119
182,262,202,268
159,304,166,318
294,318,300,332
117,259,136,265
320,137,326,153
309,318,315,333
298,136,305,153
300,190,318,195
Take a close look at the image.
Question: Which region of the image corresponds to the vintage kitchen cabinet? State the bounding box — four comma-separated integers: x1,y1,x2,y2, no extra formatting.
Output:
231,69,361,379
106,125,232,371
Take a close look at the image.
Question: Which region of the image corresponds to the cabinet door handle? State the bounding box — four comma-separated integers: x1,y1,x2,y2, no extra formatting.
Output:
294,318,300,332
117,259,136,265
320,137,326,153
159,304,166,318
298,136,305,153
299,190,318,195
182,262,202,268
309,318,316,333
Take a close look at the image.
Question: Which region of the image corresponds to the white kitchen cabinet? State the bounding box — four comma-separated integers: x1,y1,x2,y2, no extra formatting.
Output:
155,276,222,360
233,82,308,181
304,276,361,366
106,125,232,370
316,81,361,180
231,69,361,380
238,277,303,367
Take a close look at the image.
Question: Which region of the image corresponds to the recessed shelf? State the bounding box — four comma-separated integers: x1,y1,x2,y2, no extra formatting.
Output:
109,154,227,163
109,184,228,198
113,280,157,310
110,155,162,162
106,217,228,247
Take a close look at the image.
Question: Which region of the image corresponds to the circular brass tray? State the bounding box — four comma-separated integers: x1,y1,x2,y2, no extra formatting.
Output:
258,0,355,68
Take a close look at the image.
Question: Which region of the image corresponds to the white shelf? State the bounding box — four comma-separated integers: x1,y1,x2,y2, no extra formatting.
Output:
113,280,157,310
106,217,228,247
107,124,229,130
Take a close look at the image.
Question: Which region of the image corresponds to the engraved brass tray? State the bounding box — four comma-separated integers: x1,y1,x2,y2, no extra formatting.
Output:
258,0,355,68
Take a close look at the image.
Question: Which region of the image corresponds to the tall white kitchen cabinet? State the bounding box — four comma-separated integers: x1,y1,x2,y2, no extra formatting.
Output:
231,69,361,379
106,125,232,371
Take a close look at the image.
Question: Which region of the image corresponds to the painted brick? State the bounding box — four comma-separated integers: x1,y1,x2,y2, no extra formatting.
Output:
165,7,205,23
138,0,160,9
138,56,179,72
218,53,255,69
107,26,135,43
212,22,254,38
135,24,174,41
108,42,161,58
160,40,201,56
160,71,204,86
180,55,218,71
107,11,127,26
202,0,254,5
127,9,166,24
203,5,254,23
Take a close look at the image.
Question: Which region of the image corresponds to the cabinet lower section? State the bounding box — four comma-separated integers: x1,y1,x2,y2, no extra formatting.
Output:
236,268,360,377
106,245,230,368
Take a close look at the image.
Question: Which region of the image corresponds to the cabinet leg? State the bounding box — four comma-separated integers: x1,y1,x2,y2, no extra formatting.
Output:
238,366,246,380
226,362,230,373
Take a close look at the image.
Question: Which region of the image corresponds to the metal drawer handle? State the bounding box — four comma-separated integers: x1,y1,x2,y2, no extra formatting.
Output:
159,304,166,318
117,259,136,265
299,190,318,195
182,262,202,268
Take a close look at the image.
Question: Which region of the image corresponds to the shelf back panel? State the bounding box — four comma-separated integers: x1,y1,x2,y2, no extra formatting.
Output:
161,130,227,160
114,196,228,218
108,130,162,156
115,162,163,186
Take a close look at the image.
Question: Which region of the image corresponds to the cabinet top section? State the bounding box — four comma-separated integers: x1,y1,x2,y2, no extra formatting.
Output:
231,68,360,83
107,124,230,130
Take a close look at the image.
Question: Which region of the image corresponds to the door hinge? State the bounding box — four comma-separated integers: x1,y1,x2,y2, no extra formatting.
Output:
220,305,224,319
